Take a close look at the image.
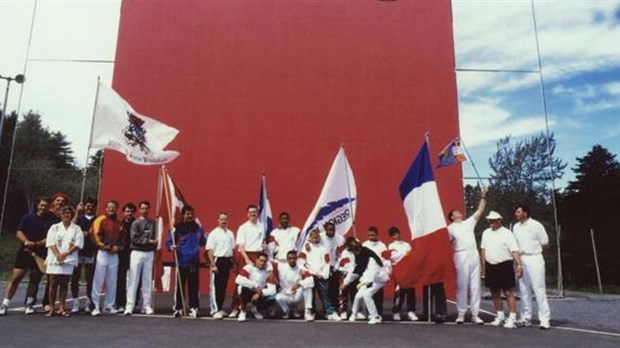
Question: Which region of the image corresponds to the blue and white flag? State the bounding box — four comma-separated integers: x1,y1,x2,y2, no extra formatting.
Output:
297,147,356,249
436,136,467,169
258,174,273,242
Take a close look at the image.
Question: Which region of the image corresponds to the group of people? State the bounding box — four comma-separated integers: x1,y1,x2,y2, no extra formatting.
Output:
0,189,552,330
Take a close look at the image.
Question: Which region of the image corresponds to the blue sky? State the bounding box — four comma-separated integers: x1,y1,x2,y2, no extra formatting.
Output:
0,0,618,190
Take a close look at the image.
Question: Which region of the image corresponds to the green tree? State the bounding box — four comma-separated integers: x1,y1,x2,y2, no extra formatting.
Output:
560,145,620,286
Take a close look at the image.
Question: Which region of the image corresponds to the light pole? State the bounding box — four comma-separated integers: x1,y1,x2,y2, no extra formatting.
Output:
0,73,26,144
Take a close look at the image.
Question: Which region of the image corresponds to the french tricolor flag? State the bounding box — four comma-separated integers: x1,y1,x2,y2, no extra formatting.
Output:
393,141,456,289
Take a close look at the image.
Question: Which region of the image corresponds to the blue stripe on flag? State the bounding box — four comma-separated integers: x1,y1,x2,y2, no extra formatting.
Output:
399,141,435,200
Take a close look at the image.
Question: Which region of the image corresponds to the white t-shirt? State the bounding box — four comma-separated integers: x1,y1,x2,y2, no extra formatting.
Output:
206,227,235,257
269,226,300,261
481,226,519,265
320,232,345,267
236,220,264,252
45,222,84,267
362,240,387,259
387,240,411,265
512,218,549,255
448,216,478,251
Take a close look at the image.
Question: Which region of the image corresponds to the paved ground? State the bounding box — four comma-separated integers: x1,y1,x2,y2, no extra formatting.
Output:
1,282,619,347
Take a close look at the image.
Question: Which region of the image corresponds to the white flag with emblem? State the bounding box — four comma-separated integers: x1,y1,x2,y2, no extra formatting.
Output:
90,81,180,165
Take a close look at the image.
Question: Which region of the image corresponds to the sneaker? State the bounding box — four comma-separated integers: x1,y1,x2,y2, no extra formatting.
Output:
91,308,101,317
237,310,247,322
503,317,516,329
144,307,154,315
472,316,484,325
349,312,358,322
490,317,504,327
407,311,419,321
228,309,239,318
539,320,550,330
356,312,367,320
455,314,465,324
327,312,342,321
0,304,8,316
250,307,263,320
24,305,35,315
123,309,132,316
393,313,401,321
368,316,382,325
104,307,118,314
189,308,198,318
116,306,125,313
517,318,532,327
339,312,348,320
213,310,225,319
173,310,182,318
304,310,315,322
44,305,52,312
71,301,80,314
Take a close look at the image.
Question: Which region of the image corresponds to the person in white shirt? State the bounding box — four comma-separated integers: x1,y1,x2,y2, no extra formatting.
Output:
341,237,389,325
386,226,417,322
480,211,523,329
274,250,314,320
230,204,266,318
362,226,388,317
268,212,300,264
299,229,340,321
234,253,276,322
512,205,551,330
320,222,345,316
205,212,236,319
447,187,487,325
45,206,84,317
336,247,357,320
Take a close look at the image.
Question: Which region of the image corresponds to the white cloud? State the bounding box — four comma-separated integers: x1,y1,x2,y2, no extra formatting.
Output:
453,1,620,95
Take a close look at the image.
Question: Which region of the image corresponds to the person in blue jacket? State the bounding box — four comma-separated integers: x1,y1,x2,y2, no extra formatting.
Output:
166,205,207,318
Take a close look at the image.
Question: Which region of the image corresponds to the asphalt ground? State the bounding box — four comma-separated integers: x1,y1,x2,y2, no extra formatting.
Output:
1,282,619,347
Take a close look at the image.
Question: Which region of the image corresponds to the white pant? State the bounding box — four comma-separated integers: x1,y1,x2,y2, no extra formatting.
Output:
91,251,119,310
454,249,481,316
352,280,386,319
275,288,313,312
126,250,154,311
519,254,550,322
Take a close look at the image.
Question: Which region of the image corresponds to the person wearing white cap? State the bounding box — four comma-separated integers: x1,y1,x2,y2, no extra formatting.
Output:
512,205,551,330
480,211,523,329
447,187,488,325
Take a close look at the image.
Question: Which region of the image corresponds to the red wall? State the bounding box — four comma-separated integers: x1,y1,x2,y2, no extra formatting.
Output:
103,1,462,294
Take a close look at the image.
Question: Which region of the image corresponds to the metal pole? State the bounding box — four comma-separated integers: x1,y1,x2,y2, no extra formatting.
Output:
341,145,357,238
460,137,484,187
590,228,603,294
556,225,564,297
79,77,101,203
427,285,432,323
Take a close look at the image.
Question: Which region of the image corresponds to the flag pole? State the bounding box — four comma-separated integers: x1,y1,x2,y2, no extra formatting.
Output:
79,76,101,204
341,144,357,238
162,166,188,316
151,165,164,312
459,137,485,187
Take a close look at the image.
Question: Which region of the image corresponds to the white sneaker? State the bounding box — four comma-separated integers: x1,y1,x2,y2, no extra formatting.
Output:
173,310,182,318
213,310,225,319
228,309,239,318
339,312,348,320
472,316,484,325
104,307,118,314
503,317,516,329
0,304,8,316
304,310,315,322
539,320,550,330
144,306,154,315
455,314,465,324
407,311,418,321
349,312,358,322
368,316,382,325
356,312,367,320
123,309,132,316
44,305,52,312
281,309,290,319
250,307,263,320
189,308,198,318
85,306,91,313
490,316,504,326
327,313,342,321
71,300,80,313
518,318,532,327
91,308,101,316
116,306,125,313
24,305,35,315
237,310,247,322
393,313,401,321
